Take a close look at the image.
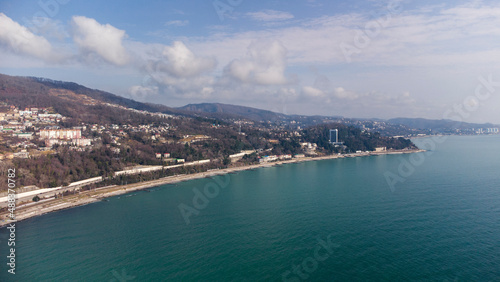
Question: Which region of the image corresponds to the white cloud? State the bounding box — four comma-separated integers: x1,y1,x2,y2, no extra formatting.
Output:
299,69,417,115
247,10,294,22
158,41,216,78
190,2,500,68
3,2,500,122
224,40,289,85
165,20,189,27
302,86,325,98
332,87,359,100
302,75,358,102
0,13,53,61
140,41,217,86
27,17,69,40
120,41,219,101
301,85,358,104
71,16,129,66
129,85,159,101
298,81,419,118
157,75,216,100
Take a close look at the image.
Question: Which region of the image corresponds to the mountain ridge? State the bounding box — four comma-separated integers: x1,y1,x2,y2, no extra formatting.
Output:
1,73,498,130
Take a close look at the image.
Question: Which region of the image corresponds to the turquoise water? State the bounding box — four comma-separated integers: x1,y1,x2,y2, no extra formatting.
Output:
1,135,500,281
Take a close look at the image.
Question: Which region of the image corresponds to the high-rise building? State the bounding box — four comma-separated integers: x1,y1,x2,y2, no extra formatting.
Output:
330,129,338,144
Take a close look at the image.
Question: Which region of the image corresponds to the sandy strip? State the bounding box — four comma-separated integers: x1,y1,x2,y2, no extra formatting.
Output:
0,149,424,227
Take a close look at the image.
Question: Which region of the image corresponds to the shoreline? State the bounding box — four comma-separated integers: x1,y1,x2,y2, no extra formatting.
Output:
0,148,424,228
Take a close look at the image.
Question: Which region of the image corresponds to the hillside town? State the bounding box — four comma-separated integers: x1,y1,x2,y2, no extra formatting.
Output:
1,98,499,164
0,102,176,160
0,91,421,194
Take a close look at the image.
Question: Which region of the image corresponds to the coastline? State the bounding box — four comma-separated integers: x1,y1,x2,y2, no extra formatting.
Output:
0,148,425,228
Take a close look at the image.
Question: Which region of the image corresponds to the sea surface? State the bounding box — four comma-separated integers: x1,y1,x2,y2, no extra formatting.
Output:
1,135,500,281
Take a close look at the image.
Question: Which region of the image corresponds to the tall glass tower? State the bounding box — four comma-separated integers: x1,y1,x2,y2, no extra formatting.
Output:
329,129,338,144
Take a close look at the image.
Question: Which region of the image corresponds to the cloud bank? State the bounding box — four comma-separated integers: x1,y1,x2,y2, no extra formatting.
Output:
225,40,288,85
1,1,500,122
71,16,130,66
0,13,54,61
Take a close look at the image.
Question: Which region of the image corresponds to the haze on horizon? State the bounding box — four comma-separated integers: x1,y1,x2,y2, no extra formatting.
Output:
1,0,500,124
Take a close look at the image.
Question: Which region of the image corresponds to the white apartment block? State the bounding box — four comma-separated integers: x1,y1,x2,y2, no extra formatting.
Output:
40,129,82,140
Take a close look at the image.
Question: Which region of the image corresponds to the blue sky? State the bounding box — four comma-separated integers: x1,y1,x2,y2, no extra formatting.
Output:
1,0,500,123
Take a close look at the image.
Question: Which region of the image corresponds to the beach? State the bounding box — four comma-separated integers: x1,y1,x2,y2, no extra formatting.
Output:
0,149,424,227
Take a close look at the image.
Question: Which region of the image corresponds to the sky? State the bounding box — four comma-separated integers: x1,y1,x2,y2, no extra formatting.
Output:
1,0,500,124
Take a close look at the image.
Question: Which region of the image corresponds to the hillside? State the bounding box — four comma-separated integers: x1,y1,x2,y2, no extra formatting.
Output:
0,74,181,126
302,123,415,153
180,103,500,135
179,103,288,122
2,74,498,135
32,77,207,117
0,75,290,125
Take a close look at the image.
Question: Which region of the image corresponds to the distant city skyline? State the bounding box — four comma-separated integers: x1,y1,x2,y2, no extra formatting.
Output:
1,0,500,123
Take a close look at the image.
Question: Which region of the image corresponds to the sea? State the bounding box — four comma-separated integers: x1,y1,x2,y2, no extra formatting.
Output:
1,135,499,281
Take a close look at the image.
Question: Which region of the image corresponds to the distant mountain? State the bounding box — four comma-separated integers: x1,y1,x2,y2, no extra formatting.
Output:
28,76,179,115
178,103,288,122
387,117,497,131
0,74,290,123
1,73,498,133
0,74,189,125
0,74,163,111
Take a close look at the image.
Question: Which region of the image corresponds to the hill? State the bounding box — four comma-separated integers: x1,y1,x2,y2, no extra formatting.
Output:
0,74,185,126
179,103,288,122
28,75,182,114
2,74,498,135
178,103,347,129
